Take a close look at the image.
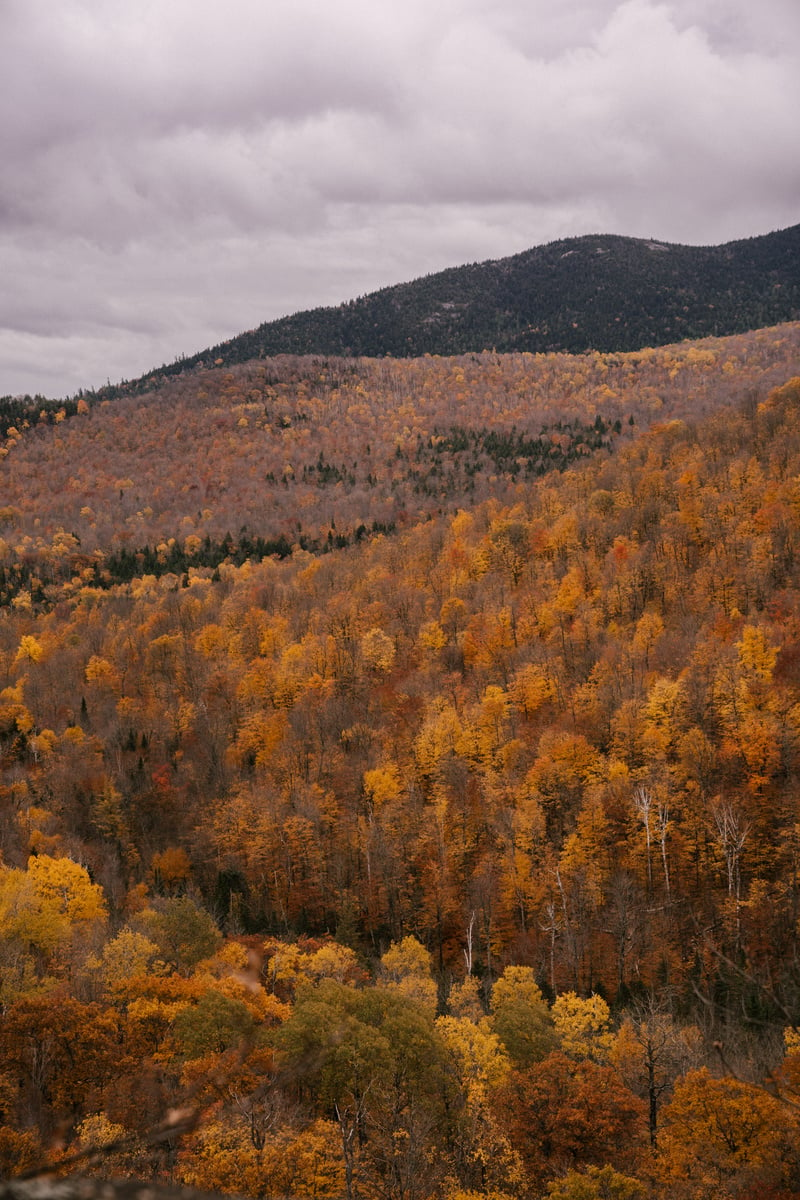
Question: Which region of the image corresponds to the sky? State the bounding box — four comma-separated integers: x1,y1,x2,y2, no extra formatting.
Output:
2,0,799,399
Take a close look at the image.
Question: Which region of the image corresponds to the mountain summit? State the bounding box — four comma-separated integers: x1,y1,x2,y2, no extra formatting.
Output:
177,224,800,371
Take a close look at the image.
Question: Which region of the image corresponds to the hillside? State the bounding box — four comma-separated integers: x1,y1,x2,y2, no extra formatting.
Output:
5,327,800,1194
1,324,799,599
92,223,800,398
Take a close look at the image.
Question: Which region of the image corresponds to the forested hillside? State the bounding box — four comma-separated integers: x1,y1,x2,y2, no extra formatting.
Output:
2,324,799,592
87,223,800,396
3,325,800,1197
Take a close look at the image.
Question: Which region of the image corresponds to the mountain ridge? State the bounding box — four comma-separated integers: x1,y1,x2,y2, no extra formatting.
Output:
102,223,800,396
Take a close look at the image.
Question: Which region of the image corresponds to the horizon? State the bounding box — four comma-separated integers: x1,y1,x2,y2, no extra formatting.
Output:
5,220,798,403
2,0,798,399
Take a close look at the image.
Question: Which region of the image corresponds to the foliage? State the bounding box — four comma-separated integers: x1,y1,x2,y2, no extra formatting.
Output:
654,1067,800,1197
0,854,107,962
552,992,614,1063
3,328,800,1198
494,1051,647,1193
546,1164,648,1200
490,966,556,1067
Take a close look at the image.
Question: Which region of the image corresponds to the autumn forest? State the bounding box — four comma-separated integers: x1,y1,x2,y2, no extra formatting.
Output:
3,322,800,1199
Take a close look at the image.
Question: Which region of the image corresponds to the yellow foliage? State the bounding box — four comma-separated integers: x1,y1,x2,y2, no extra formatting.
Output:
414,696,465,778
436,1014,511,1102
180,1115,345,1199
551,992,614,1063
15,635,45,664
558,800,612,907
447,975,485,1022
641,675,685,756
194,623,230,659
546,1165,647,1199
0,1126,42,1178
0,854,107,956
381,935,437,1015
84,655,122,692
73,1112,149,1175
264,940,359,999
360,626,396,673
508,662,555,718
655,1067,797,1193
490,965,545,1013
228,710,289,771
419,619,448,654
305,942,361,984
736,623,778,682
363,762,403,808
91,928,164,989
785,1027,800,1055
126,993,193,1035
445,1191,515,1200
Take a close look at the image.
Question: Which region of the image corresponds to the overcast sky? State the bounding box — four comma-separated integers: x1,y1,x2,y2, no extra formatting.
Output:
2,0,799,399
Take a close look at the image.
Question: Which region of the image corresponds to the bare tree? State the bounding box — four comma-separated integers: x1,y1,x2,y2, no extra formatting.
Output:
711,798,750,903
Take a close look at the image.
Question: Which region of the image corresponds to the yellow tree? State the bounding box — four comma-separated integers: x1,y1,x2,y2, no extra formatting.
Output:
380,935,438,1017
436,1013,521,1196
0,854,107,967
551,992,614,1064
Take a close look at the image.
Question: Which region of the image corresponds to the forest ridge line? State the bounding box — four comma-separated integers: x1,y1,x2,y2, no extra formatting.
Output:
88,222,800,401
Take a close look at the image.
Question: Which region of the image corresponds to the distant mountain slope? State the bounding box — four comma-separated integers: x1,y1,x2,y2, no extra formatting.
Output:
4,324,800,582
136,224,800,386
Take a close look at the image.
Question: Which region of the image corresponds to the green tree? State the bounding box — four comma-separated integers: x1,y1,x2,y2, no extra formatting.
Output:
490,966,556,1067
134,895,221,972
172,989,259,1059
546,1164,647,1199
278,978,454,1200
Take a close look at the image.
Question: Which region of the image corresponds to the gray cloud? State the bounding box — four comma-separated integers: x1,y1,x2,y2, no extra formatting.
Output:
1,0,798,396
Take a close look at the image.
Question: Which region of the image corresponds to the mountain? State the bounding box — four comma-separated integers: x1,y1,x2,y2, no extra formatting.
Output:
118,223,800,392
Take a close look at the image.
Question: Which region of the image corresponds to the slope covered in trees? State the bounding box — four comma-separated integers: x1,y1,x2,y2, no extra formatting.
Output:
1,324,798,599
4,327,800,1196
89,224,800,397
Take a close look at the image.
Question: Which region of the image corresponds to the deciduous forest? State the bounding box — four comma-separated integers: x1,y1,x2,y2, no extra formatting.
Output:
3,323,800,1199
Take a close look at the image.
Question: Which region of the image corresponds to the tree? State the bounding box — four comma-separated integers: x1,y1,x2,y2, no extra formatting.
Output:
0,854,107,969
436,1014,521,1196
489,966,556,1067
493,1052,646,1194
171,989,259,1059
87,928,163,992
71,1112,150,1179
611,1001,702,1149
134,896,221,972
379,935,437,1016
0,1126,41,1178
655,1067,799,1197
546,1164,647,1200
0,996,126,1134
551,992,614,1064
277,979,454,1200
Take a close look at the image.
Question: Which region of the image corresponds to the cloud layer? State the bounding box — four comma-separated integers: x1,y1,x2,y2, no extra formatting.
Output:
2,0,799,396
